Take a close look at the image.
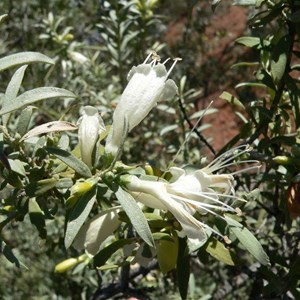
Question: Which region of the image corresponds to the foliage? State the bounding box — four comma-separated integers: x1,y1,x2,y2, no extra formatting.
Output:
0,0,300,299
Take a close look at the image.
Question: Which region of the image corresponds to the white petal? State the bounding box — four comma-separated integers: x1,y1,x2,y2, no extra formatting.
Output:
73,207,121,256
169,167,185,182
78,106,105,167
132,192,168,210
159,79,178,100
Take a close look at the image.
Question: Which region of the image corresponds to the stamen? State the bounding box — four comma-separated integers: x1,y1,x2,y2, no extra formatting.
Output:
211,160,259,172
200,191,247,202
208,145,252,173
162,58,171,65
230,165,261,176
170,191,236,212
143,52,153,64
206,144,249,170
200,222,225,240
167,57,182,78
165,101,213,176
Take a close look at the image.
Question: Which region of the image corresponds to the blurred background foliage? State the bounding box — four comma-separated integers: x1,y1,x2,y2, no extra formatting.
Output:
0,0,300,299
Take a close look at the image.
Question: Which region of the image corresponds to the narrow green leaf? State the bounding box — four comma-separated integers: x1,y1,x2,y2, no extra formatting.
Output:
21,121,77,141
235,36,261,48
0,52,54,73
233,0,256,5
0,87,76,115
231,61,260,68
235,82,267,89
36,178,58,195
271,35,290,83
0,14,8,24
8,159,26,176
0,238,28,269
204,237,238,266
2,65,28,126
157,236,178,273
93,239,133,268
160,124,178,136
219,91,245,109
177,238,190,300
225,215,270,266
116,187,154,247
29,198,47,239
64,187,96,249
16,106,35,136
46,147,92,178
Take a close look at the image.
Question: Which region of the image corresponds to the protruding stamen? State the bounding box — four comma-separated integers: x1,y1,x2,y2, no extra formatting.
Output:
230,164,261,176
162,58,171,65
143,52,153,64
208,145,252,173
167,57,182,78
206,144,249,170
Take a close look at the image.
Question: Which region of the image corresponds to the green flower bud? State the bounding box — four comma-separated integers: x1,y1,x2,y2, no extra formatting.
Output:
55,255,86,273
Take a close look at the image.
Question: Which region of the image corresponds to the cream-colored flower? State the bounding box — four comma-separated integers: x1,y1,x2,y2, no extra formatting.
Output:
78,106,105,168
124,146,259,243
105,52,179,156
73,207,121,256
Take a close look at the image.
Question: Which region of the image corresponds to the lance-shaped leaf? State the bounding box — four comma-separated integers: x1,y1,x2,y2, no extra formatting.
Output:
29,198,47,239
177,238,190,300
204,237,239,266
93,239,133,268
0,238,28,269
0,14,8,24
0,87,76,115
17,106,35,136
271,35,290,84
2,65,28,126
21,121,77,141
64,187,96,249
0,52,54,73
115,187,154,248
46,147,92,178
225,215,270,266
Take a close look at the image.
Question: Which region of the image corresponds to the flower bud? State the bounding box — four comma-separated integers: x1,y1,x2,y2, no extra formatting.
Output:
55,255,86,273
78,106,105,168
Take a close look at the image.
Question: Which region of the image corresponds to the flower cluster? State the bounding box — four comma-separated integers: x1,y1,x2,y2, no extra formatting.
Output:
75,52,259,256
124,145,258,243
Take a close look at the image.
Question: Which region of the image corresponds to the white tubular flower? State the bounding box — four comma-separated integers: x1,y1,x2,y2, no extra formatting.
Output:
78,106,105,168
125,146,259,243
73,207,121,256
105,52,179,156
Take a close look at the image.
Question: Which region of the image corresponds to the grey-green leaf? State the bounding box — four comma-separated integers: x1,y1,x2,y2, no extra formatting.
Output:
225,215,270,266
115,187,154,247
64,188,96,249
0,52,54,73
0,87,76,115
46,147,92,178
17,106,35,136
271,35,290,83
21,121,77,141
235,36,261,48
29,198,47,239
2,65,28,126
219,91,245,109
